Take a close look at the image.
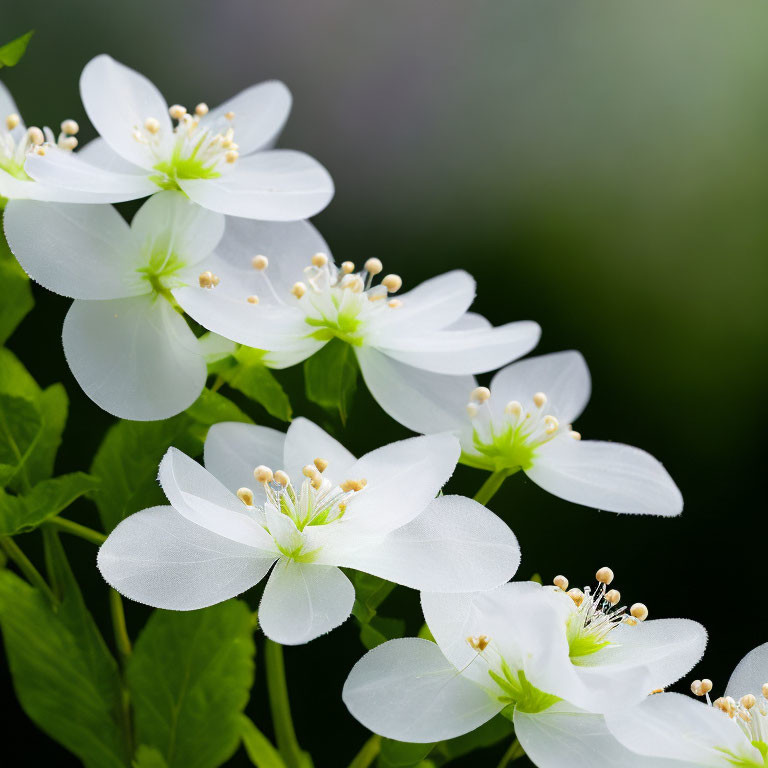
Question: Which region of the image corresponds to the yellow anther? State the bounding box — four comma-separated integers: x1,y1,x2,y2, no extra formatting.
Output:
302,464,318,478
553,575,569,591
624,617,638,626
274,470,290,487
691,680,704,696
505,400,523,417
533,392,547,408
291,282,307,299
198,271,214,288
470,386,491,403
605,589,621,605
225,149,239,163
34,146,46,156
713,697,728,712
225,111,235,120
699,679,713,694
741,694,757,709
341,261,355,274
144,117,160,134
387,299,403,309
341,275,364,292
169,104,187,120
567,588,584,606
314,458,329,473
246,295,259,304
5,113,20,130
310,474,323,490
60,119,79,135
252,254,269,270
27,126,44,145
340,479,367,493
254,465,274,484
596,567,614,585
544,415,560,434
650,688,664,695
570,430,582,440
312,252,328,267
466,403,479,419
763,683,768,698
364,257,383,275
467,635,490,652
195,102,209,116
59,136,78,151
382,274,402,293
236,487,254,506
212,274,220,286
630,603,648,621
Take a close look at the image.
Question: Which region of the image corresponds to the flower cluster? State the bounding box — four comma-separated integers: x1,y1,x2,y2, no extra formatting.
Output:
1,51,747,768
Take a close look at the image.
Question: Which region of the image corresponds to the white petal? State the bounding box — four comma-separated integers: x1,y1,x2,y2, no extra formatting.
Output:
321,495,519,592
80,54,170,169
97,505,275,611
62,295,206,420
725,642,768,700
3,200,140,299
343,637,502,742
514,702,683,768
282,417,356,483
78,137,149,174
172,285,310,351
178,150,334,221
340,433,460,535
204,422,286,502
527,438,683,516
0,81,24,140
129,191,225,269
25,147,156,202
356,346,473,434
368,271,477,342
258,560,354,645
159,447,276,549
377,321,542,375
447,311,492,331
202,81,292,155
489,351,591,424
606,693,760,767
580,619,707,693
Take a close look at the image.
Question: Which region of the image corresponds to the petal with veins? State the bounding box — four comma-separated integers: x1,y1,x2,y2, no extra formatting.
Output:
282,417,357,484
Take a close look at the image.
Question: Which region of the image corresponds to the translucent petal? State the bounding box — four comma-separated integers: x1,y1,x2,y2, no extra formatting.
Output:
78,137,149,174
725,642,768,700
282,417,356,486
0,81,25,141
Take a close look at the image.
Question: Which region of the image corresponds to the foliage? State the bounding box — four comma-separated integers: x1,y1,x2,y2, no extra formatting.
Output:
0,30,33,68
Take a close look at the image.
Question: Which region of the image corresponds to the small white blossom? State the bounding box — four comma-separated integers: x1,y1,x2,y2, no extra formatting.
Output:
97,419,521,645
22,55,334,220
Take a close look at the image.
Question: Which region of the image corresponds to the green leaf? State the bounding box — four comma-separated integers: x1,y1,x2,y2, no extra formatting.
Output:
222,347,292,422
0,30,34,68
240,715,287,768
431,716,513,764
378,739,434,768
303,338,358,424
0,219,34,343
0,555,130,767
350,571,397,624
133,747,169,768
359,615,406,651
127,600,255,768
0,392,43,488
91,389,251,532
0,471,99,535
417,623,435,642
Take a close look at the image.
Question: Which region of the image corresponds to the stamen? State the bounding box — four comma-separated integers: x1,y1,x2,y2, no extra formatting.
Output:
341,261,355,274
237,487,254,506
553,574,569,591
470,386,491,403
144,117,160,134
292,282,307,299
198,271,219,288
302,464,319,478
254,465,274,484
596,567,614,585
246,295,259,304
225,149,238,163
195,103,209,116
387,299,403,309
533,392,547,408
60,119,79,135
382,274,402,293
27,126,44,145
467,635,490,652
169,104,187,120
763,684,768,698
570,430,582,440
59,136,78,151
314,458,329,473
274,470,290,487
567,588,584,606
741,694,756,710
312,252,328,267
505,400,523,416
466,403,479,419
544,415,560,434
252,255,269,271
5,113,20,130
605,589,621,605
340,479,367,492
630,603,648,621
364,258,383,275
225,111,235,120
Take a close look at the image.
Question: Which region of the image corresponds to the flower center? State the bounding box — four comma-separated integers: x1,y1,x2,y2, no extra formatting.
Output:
465,386,581,471
135,248,188,297
1,114,79,180
134,103,238,190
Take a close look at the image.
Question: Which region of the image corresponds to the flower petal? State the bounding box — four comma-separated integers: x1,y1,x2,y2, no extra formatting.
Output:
204,422,286,502
258,560,354,645
340,433,460,535
159,447,276,549
447,311,492,331
4,199,140,299
320,495,519,592
62,295,206,420
201,81,292,155
527,438,683,516
489,351,591,425
514,702,682,768
606,692,760,767
178,150,334,221
0,81,24,140
342,637,502,742
282,417,356,483
78,137,149,174
725,642,768,700
356,346,473,435
80,54,170,169
97,505,276,610
377,321,542,375
25,147,156,202
129,190,225,270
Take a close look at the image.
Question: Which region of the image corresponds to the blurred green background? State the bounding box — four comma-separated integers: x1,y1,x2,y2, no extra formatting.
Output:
2,0,767,765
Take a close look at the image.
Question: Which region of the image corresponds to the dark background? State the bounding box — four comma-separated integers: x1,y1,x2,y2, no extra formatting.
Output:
2,1,767,765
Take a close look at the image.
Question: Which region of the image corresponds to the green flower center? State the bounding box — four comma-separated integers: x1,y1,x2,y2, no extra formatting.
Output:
490,662,560,716
136,248,187,300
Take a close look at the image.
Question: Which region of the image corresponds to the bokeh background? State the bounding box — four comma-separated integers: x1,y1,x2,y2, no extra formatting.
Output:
2,0,767,765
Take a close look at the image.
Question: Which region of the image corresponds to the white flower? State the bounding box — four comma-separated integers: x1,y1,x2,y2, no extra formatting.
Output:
3,191,227,420
97,419,521,645
170,215,541,399
605,643,768,767
375,349,682,516
22,55,334,220
343,568,706,759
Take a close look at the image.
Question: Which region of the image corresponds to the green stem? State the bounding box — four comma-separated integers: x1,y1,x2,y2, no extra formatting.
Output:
211,374,225,393
0,535,57,605
265,639,307,768
347,734,381,768
474,468,515,506
496,738,525,768
109,588,132,663
45,516,106,545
